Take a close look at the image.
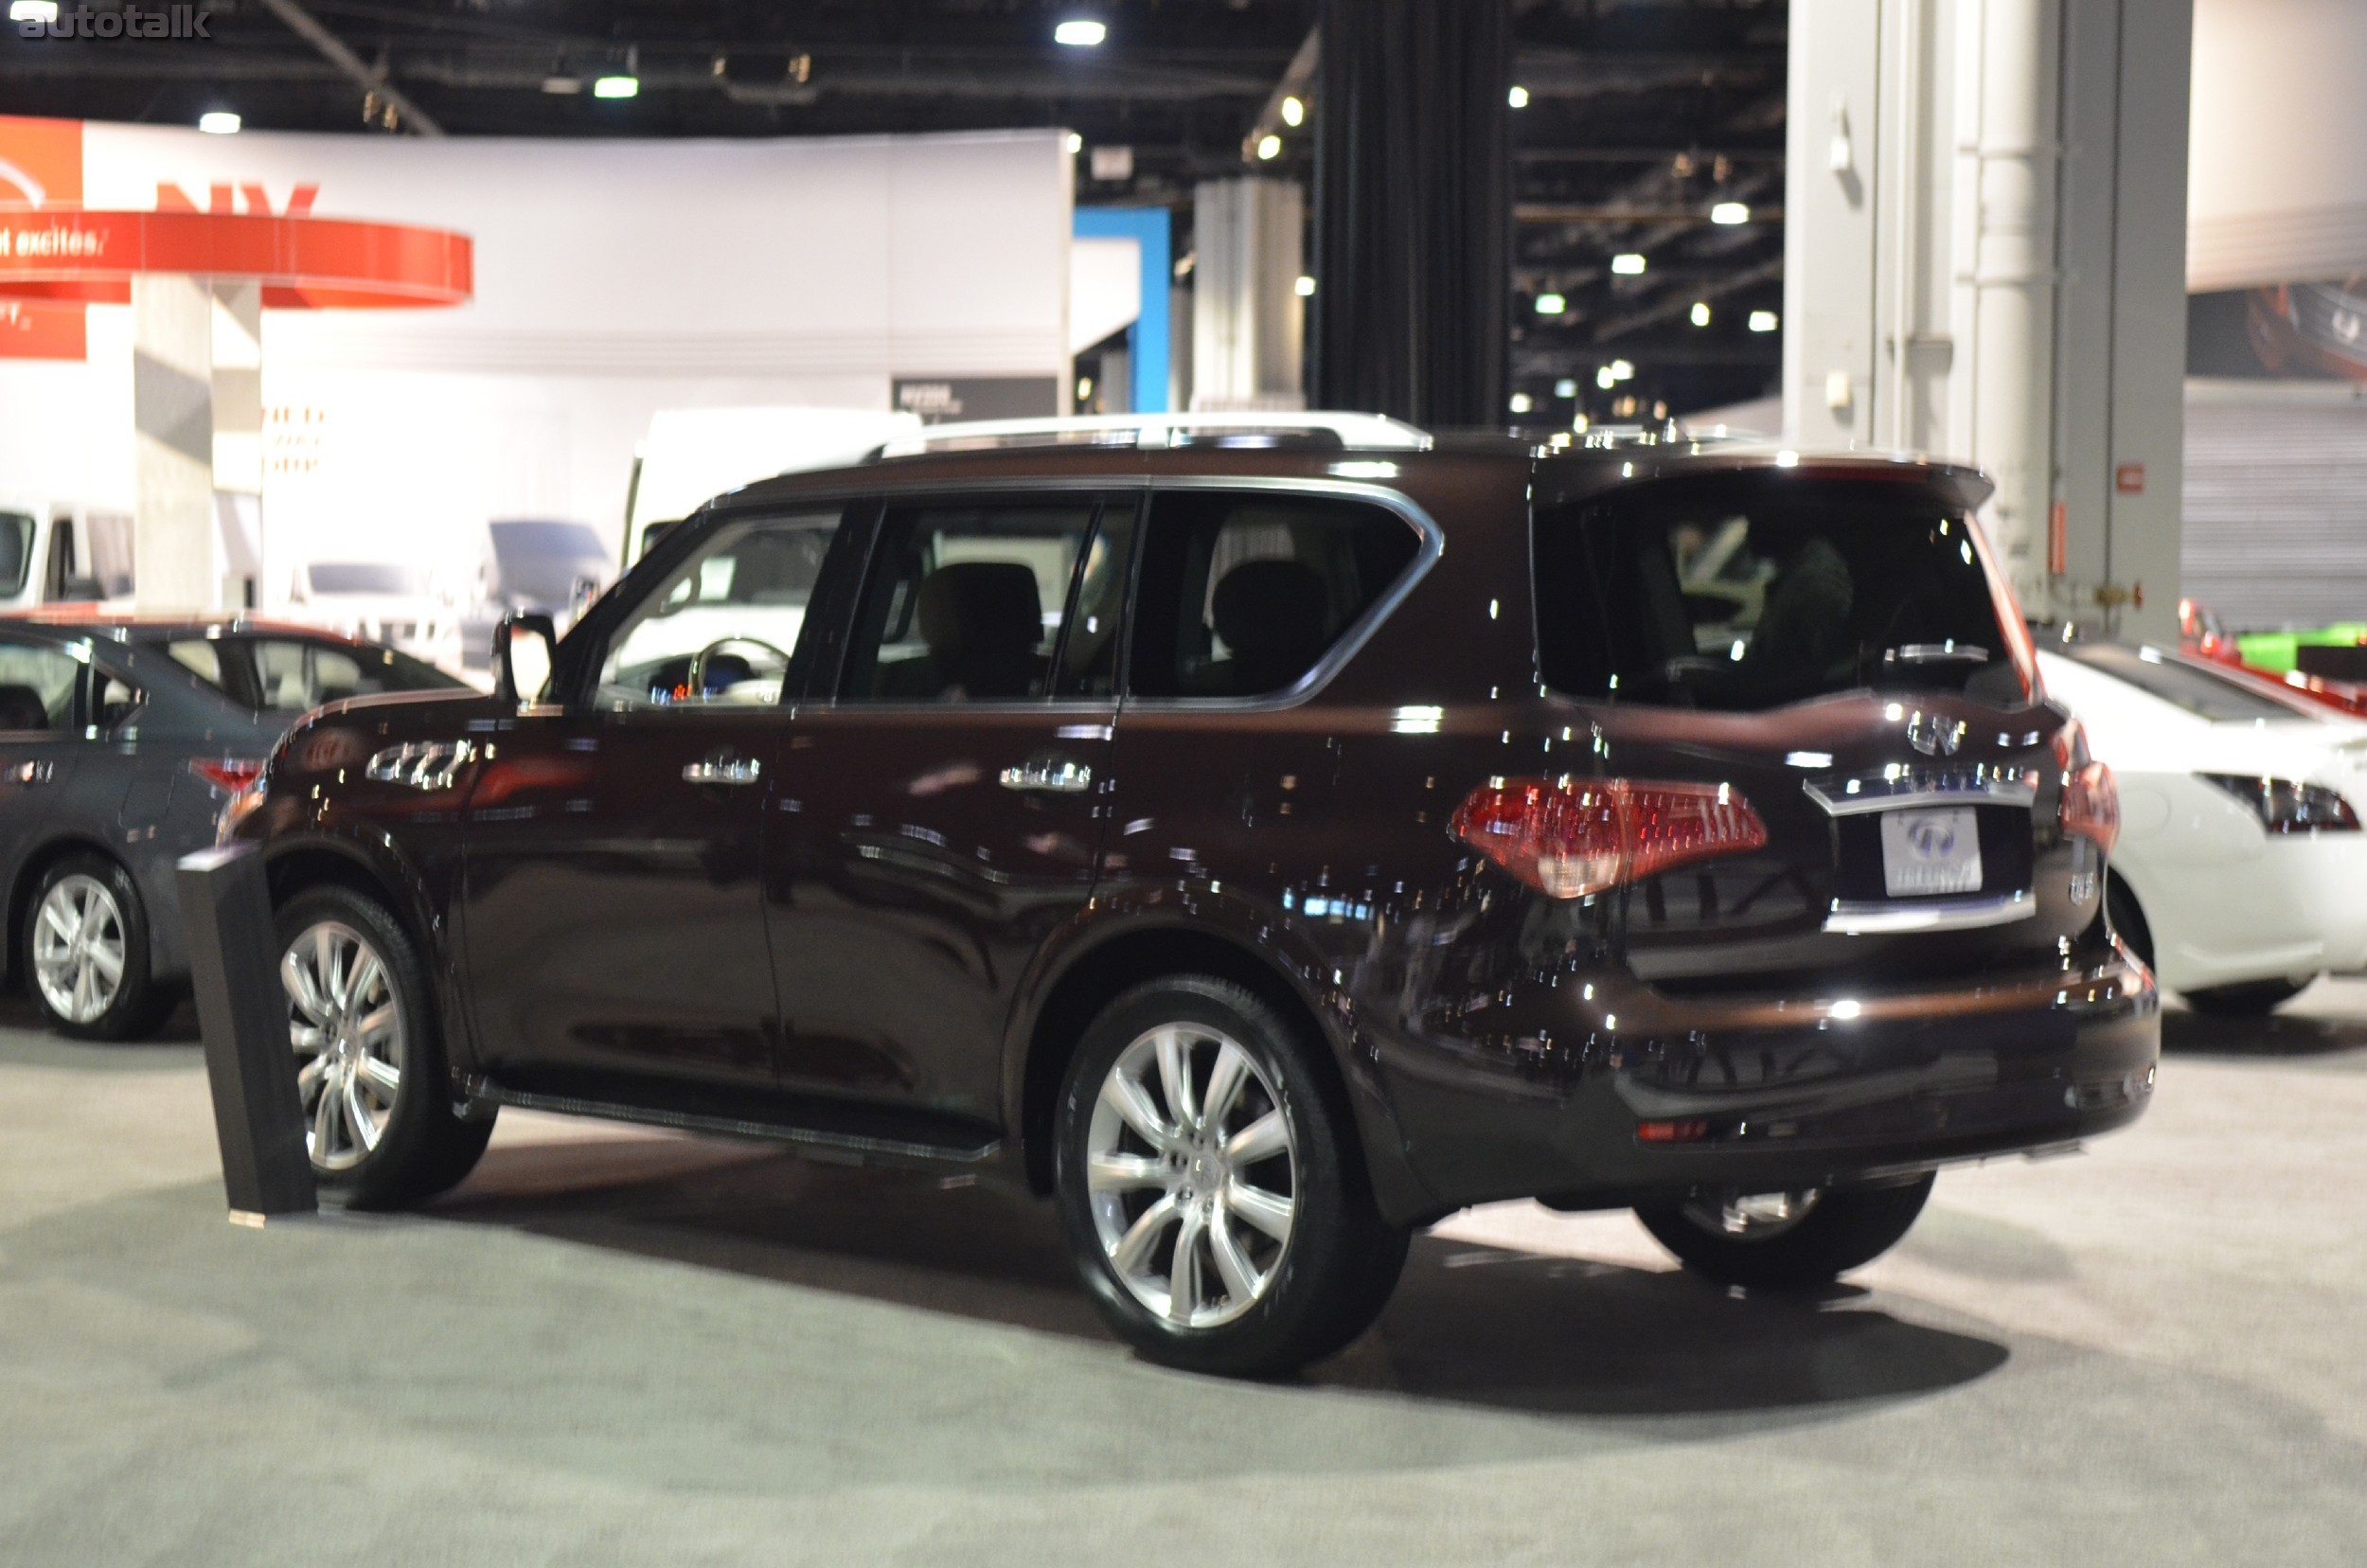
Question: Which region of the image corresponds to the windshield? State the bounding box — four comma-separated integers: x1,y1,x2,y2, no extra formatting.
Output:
1537,473,2033,711
2060,643,2323,722
0,512,32,597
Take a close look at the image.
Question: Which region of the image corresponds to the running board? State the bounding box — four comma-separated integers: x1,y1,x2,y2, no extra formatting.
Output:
462,1080,1003,1168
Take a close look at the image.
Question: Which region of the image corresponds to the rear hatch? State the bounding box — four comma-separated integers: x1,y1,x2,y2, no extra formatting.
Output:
1528,465,2098,994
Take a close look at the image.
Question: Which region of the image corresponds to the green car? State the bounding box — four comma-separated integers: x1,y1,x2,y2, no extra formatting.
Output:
2236,623,2367,674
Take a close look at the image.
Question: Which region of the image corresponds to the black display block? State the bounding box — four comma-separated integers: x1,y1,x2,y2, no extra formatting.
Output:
178,844,317,1222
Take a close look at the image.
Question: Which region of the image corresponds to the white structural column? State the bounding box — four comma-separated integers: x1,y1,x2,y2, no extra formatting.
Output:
1784,0,2192,642
212,282,265,610
131,274,217,615
1189,178,1306,411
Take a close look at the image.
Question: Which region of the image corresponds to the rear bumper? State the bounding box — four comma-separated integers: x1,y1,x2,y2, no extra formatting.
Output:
1373,931,2159,1221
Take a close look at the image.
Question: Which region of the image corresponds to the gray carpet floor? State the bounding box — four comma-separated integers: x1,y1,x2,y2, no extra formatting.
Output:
3,984,2364,1565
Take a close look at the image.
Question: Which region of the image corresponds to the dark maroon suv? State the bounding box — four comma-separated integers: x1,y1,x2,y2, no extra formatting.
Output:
225,417,2158,1376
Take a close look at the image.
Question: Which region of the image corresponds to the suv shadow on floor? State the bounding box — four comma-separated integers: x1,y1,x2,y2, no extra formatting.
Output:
2162,1007,2367,1060
435,1133,2009,1420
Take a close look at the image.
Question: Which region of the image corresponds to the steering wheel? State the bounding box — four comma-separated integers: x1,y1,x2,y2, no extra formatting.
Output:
687,636,792,699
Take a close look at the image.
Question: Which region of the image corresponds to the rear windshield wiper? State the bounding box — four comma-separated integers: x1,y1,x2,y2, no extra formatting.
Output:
1884,643,1989,665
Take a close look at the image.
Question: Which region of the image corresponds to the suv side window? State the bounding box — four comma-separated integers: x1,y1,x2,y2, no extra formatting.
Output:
0,641,79,732
597,508,847,708
1127,490,1421,700
840,499,1114,703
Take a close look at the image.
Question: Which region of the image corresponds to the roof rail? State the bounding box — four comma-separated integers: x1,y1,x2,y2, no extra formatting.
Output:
869,411,1434,459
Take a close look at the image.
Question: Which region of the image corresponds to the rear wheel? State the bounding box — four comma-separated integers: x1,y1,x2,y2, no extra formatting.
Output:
25,854,175,1041
2184,977,2311,1017
1635,1174,1935,1291
276,885,492,1208
1055,976,1407,1377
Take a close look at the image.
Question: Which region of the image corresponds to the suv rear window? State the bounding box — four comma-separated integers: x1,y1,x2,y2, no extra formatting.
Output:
1536,473,2032,711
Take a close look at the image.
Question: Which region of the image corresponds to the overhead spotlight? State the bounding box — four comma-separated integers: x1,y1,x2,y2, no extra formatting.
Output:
1595,365,1617,390
1749,310,1779,333
1066,131,1085,154
1294,275,1316,297
198,111,242,135
1256,134,1282,160
1609,359,1635,382
1509,393,1534,415
1281,96,1305,128
1507,84,1531,109
541,76,583,95
1690,301,1711,328
1534,293,1566,315
1054,19,1108,46
1710,202,1750,225
9,0,59,22
1611,253,1646,276
593,75,639,98
1554,378,1578,398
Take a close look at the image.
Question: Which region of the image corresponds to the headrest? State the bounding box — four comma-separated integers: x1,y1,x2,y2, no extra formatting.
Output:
917,561,1043,658
1212,559,1329,660
0,685,52,732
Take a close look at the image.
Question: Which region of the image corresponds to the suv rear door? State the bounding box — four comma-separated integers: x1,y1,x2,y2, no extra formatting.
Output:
1533,468,2089,990
765,491,1134,1128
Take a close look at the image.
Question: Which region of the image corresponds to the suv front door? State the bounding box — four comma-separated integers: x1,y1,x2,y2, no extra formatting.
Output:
766,492,1135,1130
458,507,852,1096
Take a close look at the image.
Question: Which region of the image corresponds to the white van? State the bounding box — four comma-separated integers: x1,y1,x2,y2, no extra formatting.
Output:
0,502,137,612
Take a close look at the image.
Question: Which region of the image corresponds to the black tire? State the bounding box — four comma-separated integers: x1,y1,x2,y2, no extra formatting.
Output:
2184,977,2311,1017
23,852,176,1042
275,885,493,1208
1635,1173,1936,1292
1054,976,1407,1377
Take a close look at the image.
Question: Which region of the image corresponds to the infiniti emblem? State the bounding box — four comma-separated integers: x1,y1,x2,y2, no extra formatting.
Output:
1907,817,1957,857
1906,713,1965,757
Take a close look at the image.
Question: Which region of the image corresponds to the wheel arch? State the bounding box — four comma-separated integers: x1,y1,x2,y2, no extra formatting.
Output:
1004,913,1431,1221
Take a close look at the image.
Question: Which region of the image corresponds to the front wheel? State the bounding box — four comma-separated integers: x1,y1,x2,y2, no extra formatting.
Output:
276,885,493,1208
1054,977,1407,1377
1635,1174,1935,1291
2183,977,2311,1017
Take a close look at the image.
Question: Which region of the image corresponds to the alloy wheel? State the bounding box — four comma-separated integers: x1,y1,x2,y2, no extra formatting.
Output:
1085,1024,1298,1329
281,919,406,1172
1682,1187,1823,1240
31,874,129,1025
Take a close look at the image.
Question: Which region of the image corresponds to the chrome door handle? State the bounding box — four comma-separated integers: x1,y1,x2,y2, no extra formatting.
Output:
683,757,762,786
999,758,1094,793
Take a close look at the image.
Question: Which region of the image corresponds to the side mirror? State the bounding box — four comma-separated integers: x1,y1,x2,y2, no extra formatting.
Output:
494,612,558,704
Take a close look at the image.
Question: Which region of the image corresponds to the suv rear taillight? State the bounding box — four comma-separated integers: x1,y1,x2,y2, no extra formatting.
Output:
1450,777,1769,899
2054,722,2119,854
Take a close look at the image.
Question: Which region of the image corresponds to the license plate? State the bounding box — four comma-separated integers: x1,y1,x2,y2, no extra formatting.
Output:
1880,807,1983,897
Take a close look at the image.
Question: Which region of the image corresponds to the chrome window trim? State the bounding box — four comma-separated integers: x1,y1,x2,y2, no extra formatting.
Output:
1824,891,2038,935
1804,771,2039,817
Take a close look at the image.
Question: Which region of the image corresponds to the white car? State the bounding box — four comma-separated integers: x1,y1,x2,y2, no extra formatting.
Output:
2038,642,2367,1013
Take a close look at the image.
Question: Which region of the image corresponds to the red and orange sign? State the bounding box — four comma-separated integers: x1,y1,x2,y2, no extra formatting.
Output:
0,114,472,361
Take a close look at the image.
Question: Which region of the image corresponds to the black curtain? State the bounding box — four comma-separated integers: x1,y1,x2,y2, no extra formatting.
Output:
1311,0,1511,427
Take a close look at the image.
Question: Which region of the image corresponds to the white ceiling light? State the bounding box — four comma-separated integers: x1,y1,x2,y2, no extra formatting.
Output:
593,75,639,98
1509,393,1534,415
1710,202,1750,225
198,111,242,135
1749,310,1780,332
1534,293,1566,315
1595,366,1617,390
540,76,582,95
9,1,60,23
1554,378,1578,398
1608,359,1635,382
1690,301,1712,328
1294,275,1316,297
1611,253,1646,276
1281,96,1305,128
1054,19,1107,46
1507,84,1530,109
1066,131,1085,154
1256,134,1281,160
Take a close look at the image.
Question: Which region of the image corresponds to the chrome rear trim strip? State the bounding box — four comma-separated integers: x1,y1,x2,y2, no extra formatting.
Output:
1805,773,2038,816
1824,891,2038,934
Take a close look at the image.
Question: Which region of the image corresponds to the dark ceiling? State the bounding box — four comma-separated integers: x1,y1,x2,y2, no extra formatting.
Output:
0,0,1785,419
